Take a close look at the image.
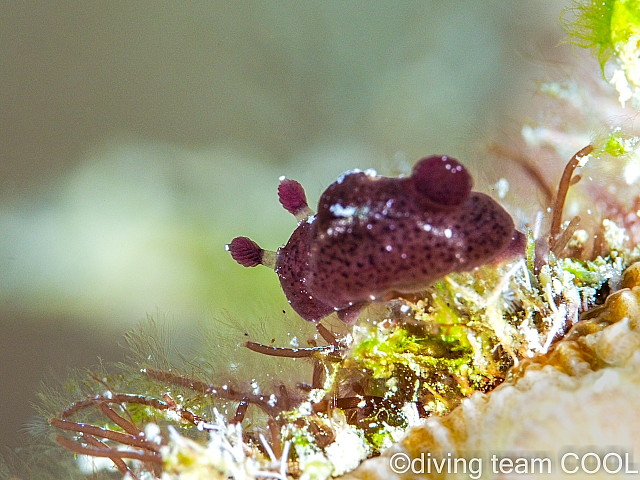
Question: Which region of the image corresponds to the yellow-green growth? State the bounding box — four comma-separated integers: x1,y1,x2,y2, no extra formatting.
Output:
564,0,616,69
565,0,640,70
610,0,640,47
604,131,627,156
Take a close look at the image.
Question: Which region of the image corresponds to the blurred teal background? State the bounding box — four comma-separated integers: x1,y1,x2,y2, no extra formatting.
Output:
0,1,570,452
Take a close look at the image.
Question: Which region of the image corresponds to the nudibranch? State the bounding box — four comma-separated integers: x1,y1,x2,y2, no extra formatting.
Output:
227,155,520,323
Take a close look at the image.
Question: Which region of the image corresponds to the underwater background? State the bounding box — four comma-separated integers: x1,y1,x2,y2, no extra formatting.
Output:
0,0,569,454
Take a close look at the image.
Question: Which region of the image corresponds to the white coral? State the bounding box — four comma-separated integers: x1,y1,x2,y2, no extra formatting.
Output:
611,34,640,108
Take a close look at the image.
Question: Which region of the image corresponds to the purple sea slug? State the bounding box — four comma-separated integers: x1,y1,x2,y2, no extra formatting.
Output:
227,155,521,323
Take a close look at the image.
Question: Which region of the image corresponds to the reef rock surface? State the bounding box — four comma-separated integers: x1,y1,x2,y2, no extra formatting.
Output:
343,279,640,480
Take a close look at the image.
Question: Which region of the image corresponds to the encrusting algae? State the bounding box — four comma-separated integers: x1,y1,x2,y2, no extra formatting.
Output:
343,262,640,480
9,1,640,479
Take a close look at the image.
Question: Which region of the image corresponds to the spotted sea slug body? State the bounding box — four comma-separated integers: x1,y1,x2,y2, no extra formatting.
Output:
228,155,519,323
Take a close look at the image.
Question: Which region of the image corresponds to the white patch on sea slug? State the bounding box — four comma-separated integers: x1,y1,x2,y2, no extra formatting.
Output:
329,203,357,217
336,169,362,184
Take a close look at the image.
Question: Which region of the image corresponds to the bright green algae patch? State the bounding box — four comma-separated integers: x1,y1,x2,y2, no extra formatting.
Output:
566,0,640,65
306,225,639,454
565,0,640,107
565,0,640,67
611,0,640,47
565,0,616,68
